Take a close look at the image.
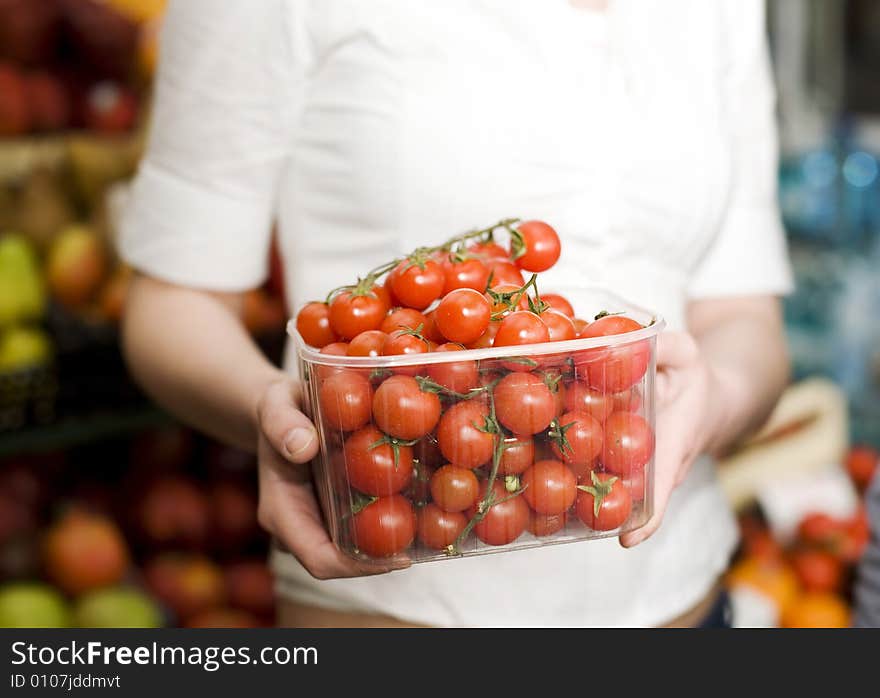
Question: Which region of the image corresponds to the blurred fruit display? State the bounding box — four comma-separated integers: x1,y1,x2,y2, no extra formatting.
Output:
727,444,876,627
0,427,276,628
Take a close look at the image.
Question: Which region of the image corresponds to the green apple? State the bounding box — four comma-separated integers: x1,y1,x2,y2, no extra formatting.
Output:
0,583,71,628
73,587,163,628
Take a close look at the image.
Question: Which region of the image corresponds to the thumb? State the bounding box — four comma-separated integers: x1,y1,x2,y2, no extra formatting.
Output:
257,379,320,464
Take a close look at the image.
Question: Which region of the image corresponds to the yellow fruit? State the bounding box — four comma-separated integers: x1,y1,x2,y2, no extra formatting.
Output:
782,592,851,628
0,234,46,327
105,0,167,23
46,225,107,308
0,327,52,372
726,556,800,618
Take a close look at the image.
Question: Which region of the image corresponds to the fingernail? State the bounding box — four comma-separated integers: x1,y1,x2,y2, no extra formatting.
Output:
284,427,315,459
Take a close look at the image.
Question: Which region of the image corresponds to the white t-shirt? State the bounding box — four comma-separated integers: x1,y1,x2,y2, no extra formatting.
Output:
120,0,793,627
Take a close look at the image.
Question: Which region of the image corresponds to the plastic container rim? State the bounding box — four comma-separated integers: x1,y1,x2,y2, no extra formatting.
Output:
288,290,665,369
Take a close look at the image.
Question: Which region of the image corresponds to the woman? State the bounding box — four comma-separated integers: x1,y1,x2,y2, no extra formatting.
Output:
120,0,792,627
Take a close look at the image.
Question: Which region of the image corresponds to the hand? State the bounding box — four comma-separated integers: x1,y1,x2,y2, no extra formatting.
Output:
618,331,726,548
255,377,409,579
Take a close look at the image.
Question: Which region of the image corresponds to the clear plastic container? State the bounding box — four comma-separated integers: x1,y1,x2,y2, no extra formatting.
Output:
290,289,664,565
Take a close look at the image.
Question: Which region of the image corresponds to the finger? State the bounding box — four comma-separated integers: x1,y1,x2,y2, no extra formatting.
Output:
656,331,699,370
257,380,320,464
260,452,408,579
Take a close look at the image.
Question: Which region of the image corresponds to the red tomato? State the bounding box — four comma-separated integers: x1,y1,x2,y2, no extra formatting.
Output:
344,426,413,497
466,320,501,349
389,259,445,310
550,410,603,475
347,330,388,357
351,495,415,557
564,381,614,422
468,241,509,260
797,513,846,547
416,504,466,551
421,310,445,344
621,464,647,504
846,445,878,491
522,460,577,515
575,471,632,531
510,221,561,272
436,400,495,469
493,372,556,435
612,386,643,413
435,288,491,345
316,341,350,379
572,318,589,335
296,302,338,348
426,343,479,393
372,374,441,440
540,309,577,343
498,435,536,476
575,316,649,392
371,284,393,313
382,329,430,376
328,289,386,340
430,465,480,512
541,293,575,318
486,260,526,287
486,284,530,316
469,481,529,546
318,370,373,432
601,412,655,475
790,550,844,593
494,311,550,372
380,307,427,335
442,257,490,295
527,511,567,537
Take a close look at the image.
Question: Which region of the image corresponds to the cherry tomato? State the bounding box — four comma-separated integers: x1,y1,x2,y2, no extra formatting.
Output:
344,426,413,497
435,288,491,345
522,460,577,515
612,386,643,413
426,343,479,393
318,370,373,432
572,318,589,335
328,289,386,340
389,258,445,310
510,221,561,272
382,329,430,376
797,513,845,547
486,284,531,315
527,511,567,537
494,311,550,372
296,302,338,348
351,495,415,557
601,412,655,475
417,504,466,551
442,257,490,295
621,463,647,503
371,284,393,313
541,294,575,318
421,310,445,344
430,464,480,512
486,259,526,288
468,480,529,546
436,400,495,469
575,471,632,531
790,550,843,594
564,381,614,422
540,309,577,343
372,374,441,440
494,372,556,435
498,435,536,476
466,320,501,349
846,445,878,492
316,341,350,379
468,241,509,260
575,315,649,392
380,307,427,335
345,330,387,357
550,410,604,476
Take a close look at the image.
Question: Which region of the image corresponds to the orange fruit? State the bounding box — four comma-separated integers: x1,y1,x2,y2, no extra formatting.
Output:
782,592,851,628
726,556,800,616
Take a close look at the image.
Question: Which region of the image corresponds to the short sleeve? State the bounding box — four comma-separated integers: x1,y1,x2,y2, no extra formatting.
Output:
687,0,794,299
119,0,302,291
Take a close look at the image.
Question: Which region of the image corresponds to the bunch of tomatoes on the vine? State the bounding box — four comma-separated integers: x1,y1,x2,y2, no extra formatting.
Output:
294,219,657,561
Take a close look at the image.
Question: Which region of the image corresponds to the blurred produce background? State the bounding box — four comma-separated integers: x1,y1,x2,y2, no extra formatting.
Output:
0,0,877,628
